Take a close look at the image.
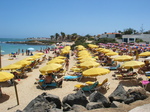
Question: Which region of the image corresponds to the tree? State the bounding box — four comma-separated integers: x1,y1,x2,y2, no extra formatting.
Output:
50,35,54,40
55,33,60,42
123,28,135,35
60,32,65,41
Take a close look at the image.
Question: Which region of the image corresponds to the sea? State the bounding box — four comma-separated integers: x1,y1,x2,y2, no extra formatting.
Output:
0,38,55,55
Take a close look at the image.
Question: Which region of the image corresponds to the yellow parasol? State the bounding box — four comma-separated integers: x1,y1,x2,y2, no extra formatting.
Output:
55,56,66,59
78,55,92,60
47,58,65,64
121,61,145,69
114,55,133,62
79,61,100,68
0,72,14,82
83,67,110,77
1,64,23,70
79,58,96,62
15,60,31,66
34,52,44,56
139,52,150,56
106,52,118,56
0,72,19,105
39,63,62,74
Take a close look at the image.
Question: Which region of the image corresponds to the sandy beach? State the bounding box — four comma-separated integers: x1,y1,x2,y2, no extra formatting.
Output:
0,44,150,112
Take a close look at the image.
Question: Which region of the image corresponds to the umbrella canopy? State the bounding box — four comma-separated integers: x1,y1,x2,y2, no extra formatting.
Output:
15,60,31,66
139,52,150,56
106,52,118,56
114,55,133,62
0,72,14,82
83,68,110,77
78,55,92,60
121,61,145,69
79,58,96,62
47,58,65,64
79,61,100,68
39,63,62,74
27,47,35,51
34,53,44,56
1,64,23,70
55,56,66,59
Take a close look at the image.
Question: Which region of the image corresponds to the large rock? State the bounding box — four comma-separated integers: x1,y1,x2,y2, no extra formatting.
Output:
48,108,63,112
89,91,111,107
43,93,62,109
62,90,89,107
108,84,127,103
86,102,104,110
72,105,87,112
23,92,61,112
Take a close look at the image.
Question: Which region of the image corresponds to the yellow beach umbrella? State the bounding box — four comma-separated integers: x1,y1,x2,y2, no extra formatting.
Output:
61,49,69,54
100,49,112,53
0,72,14,82
1,64,23,70
47,58,65,64
139,52,150,56
15,60,31,66
106,52,118,56
78,56,92,60
34,52,44,56
121,61,145,69
79,58,96,62
80,61,100,68
83,68,110,77
114,55,133,62
39,63,62,74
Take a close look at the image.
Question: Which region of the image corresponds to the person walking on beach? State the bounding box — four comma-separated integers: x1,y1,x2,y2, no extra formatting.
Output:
22,49,24,55
65,58,69,71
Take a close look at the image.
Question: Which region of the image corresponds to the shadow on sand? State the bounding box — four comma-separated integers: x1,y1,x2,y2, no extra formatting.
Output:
0,94,10,103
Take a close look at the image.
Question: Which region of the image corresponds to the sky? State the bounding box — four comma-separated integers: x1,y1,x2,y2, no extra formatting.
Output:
0,0,150,38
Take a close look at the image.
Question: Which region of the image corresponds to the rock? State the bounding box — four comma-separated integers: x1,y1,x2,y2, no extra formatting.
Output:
23,94,53,112
108,84,127,103
48,108,63,112
62,90,89,107
89,91,111,107
124,97,135,104
110,101,124,108
72,104,87,112
86,102,104,110
62,103,72,111
43,93,62,109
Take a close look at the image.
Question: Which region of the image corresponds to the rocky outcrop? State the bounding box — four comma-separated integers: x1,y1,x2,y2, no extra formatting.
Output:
109,84,127,103
62,90,89,108
89,91,111,107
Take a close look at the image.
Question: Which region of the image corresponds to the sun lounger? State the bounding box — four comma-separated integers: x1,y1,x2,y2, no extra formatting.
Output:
74,81,99,93
63,75,82,81
115,72,138,80
109,64,120,70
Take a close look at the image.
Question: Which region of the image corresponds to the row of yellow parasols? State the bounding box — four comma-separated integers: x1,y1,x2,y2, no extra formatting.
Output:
39,56,66,75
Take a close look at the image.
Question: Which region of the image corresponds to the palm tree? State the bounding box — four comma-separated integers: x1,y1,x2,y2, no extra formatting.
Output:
55,33,60,42
61,32,66,41
50,35,54,40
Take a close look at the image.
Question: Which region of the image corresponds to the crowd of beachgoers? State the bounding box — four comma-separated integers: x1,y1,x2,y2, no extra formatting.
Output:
0,42,150,112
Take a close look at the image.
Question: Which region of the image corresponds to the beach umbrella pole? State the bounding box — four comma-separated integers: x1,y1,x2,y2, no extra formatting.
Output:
13,80,19,105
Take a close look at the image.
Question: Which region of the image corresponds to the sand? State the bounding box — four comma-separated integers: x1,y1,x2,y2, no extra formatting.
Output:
0,46,150,112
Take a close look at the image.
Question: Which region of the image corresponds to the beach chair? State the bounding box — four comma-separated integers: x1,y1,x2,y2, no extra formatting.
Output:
74,81,99,93
63,75,82,81
37,79,63,89
109,64,120,70
115,72,138,80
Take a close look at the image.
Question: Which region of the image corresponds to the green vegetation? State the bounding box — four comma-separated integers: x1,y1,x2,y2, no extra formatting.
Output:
94,38,118,44
135,38,144,43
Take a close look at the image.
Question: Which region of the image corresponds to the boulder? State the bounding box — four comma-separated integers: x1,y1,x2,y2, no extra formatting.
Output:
43,93,62,109
48,108,63,112
62,90,89,107
23,92,61,112
62,103,72,111
124,97,135,104
108,84,127,103
86,102,104,110
72,105,87,112
89,91,111,107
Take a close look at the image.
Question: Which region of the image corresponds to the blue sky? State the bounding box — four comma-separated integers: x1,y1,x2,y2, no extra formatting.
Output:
0,0,150,38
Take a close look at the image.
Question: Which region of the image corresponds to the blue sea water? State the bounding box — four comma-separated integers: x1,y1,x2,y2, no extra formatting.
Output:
0,38,54,55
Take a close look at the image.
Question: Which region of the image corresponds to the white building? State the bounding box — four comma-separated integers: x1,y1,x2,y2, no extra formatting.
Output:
122,34,150,43
100,33,122,38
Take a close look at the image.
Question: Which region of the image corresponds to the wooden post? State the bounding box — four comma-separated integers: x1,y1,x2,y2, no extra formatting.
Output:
14,80,19,105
